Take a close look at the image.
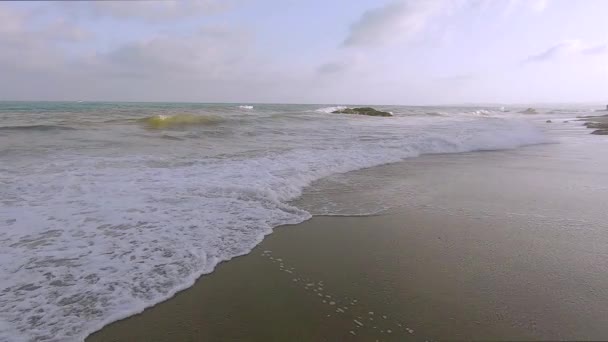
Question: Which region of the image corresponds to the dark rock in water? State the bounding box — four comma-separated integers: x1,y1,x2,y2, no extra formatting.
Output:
579,114,608,135
520,108,538,114
584,122,608,129
546,120,552,123
332,107,392,117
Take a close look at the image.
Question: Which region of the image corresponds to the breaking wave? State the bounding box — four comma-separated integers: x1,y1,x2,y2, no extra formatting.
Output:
139,114,222,129
314,106,347,113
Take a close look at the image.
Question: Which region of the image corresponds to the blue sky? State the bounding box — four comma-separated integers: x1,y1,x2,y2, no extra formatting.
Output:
1,0,606,104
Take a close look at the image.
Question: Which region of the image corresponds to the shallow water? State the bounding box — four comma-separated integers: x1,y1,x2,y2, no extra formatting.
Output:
88,129,608,341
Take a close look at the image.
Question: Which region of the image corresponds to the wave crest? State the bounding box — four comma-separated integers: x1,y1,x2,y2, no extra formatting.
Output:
139,114,222,129
315,106,347,113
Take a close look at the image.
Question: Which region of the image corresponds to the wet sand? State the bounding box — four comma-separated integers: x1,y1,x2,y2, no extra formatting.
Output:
88,127,608,341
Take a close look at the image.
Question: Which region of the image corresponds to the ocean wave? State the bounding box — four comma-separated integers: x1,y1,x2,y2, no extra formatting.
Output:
468,109,493,116
0,124,76,131
0,115,548,342
238,105,254,110
139,114,222,129
314,106,347,113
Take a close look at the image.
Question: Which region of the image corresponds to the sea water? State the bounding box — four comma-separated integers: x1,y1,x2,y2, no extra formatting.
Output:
0,102,576,341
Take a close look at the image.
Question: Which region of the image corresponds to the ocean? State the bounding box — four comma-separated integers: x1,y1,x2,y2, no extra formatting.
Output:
0,102,596,341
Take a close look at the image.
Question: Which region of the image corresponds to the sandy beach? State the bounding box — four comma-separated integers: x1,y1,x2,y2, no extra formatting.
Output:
87,124,608,341
3,2,607,341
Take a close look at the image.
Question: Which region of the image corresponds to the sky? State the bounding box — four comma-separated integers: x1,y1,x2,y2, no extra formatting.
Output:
0,0,606,105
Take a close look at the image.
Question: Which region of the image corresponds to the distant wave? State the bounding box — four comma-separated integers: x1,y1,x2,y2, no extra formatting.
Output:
238,105,254,110
315,106,347,113
469,109,493,116
0,124,76,131
139,114,222,129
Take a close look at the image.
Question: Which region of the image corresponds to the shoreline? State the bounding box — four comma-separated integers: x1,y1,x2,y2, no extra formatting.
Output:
87,133,608,341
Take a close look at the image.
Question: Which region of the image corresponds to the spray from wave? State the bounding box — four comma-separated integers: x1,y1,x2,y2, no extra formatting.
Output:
314,106,347,113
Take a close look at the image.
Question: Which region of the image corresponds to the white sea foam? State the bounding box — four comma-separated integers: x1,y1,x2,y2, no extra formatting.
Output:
314,106,347,113
0,109,548,342
469,109,493,116
238,105,254,109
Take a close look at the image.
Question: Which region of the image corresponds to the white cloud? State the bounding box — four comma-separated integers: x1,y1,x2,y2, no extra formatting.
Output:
341,0,552,48
90,0,230,21
436,73,476,82
0,5,90,72
529,0,550,12
94,27,256,79
582,44,608,55
54,0,231,22
343,0,450,47
523,40,607,64
503,0,550,16
523,40,581,63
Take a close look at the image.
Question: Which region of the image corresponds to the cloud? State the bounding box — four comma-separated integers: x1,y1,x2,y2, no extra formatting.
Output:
529,0,550,12
512,0,549,12
502,0,550,16
582,44,608,55
61,0,231,21
317,61,349,74
436,73,476,82
341,0,553,48
41,19,92,42
0,5,90,73
523,40,607,64
94,26,255,80
523,41,579,63
0,11,281,102
0,4,90,42
343,0,449,47
0,2,310,103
